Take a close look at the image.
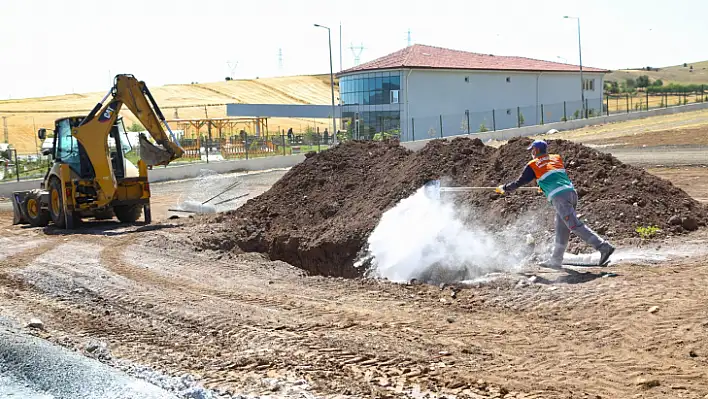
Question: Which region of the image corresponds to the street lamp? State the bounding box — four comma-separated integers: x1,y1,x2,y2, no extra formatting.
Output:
564,16,585,118
314,23,337,144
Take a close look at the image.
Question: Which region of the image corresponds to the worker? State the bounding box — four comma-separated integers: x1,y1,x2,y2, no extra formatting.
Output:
496,140,615,268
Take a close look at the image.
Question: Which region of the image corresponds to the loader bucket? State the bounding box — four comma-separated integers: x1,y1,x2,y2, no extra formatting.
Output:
11,191,29,225
139,133,173,167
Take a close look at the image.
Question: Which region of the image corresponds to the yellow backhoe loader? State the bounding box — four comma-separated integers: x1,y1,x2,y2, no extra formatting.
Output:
12,74,184,229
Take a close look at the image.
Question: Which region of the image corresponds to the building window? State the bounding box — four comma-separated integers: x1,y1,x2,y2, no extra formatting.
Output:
583,78,595,91
338,72,402,106
506,77,511,83
390,90,399,104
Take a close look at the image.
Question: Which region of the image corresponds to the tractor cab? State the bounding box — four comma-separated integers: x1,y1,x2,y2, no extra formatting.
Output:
39,116,138,183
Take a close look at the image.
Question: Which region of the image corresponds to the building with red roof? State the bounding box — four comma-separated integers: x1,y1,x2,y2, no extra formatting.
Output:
336,44,609,141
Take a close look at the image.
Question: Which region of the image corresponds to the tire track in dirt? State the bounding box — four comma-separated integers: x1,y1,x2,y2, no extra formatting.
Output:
6,221,707,397
96,242,525,397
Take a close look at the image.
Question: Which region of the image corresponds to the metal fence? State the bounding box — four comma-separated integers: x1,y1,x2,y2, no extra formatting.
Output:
407,90,707,141
0,130,334,183
409,99,600,140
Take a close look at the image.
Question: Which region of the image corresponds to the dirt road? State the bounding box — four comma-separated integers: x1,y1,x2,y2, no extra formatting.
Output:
2,168,708,398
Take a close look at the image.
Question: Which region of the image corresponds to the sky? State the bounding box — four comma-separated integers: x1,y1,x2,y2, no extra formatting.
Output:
1,0,706,99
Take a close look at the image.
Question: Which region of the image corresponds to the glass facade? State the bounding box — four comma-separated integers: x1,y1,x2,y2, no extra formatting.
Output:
339,71,402,140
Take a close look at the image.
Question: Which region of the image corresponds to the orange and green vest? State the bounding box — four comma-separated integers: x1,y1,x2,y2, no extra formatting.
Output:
527,154,574,200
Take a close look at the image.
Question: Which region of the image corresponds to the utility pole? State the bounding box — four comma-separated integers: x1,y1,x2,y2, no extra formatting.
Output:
339,22,343,72
349,43,365,66
226,61,238,80
564,16,585,118
2,116,8,144
314,24,337,144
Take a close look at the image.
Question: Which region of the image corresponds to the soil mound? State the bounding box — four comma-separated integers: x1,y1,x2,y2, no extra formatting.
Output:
190,137,707,277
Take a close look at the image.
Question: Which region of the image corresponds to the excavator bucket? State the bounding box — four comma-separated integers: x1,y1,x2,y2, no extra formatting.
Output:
139,133,172,166
11,191,29,225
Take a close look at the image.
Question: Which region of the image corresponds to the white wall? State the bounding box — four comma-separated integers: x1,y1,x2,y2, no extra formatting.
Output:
403,69,604,140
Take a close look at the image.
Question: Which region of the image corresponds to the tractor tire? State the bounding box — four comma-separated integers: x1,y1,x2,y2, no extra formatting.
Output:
48,178,66,228
114,205,142,224
22,190,50,227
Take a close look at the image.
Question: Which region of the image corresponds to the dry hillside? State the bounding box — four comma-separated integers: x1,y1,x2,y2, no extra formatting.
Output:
0,74,339,154
607,60,708,85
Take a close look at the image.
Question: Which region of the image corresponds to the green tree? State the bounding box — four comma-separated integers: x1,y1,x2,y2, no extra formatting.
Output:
625,78,636,90
605,81,620,94
652,79,663,87
636,75,650,88
127,122,144,132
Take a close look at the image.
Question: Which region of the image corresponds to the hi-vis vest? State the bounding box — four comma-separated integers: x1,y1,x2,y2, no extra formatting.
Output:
527,154,574,200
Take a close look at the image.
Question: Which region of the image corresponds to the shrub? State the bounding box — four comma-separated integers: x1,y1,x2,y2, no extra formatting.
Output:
636,225,660,239
479,122,488,132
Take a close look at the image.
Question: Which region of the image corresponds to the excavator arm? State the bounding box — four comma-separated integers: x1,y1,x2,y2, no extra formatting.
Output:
72,74,184,205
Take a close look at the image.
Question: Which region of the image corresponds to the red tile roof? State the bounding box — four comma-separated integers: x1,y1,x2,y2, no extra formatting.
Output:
338,44,609,75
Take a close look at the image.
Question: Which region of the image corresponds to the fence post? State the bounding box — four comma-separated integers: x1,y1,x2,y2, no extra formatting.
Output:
14,149,19,182
665,92,668,108
563,102,567,121
207,123,213,163
540,104,544,125
439,115,443,138
626,94,629,113
245,135,249,160
282,130,286,156
585,99,589,118
492,109,496,131
606,95,610,116
646,89,649,110
517,107,521,128
411,118,415,141
317,128,321,152
466,110,470,134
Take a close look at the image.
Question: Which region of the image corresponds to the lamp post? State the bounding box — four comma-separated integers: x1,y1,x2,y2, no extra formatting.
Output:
564,16,585,118
314,23,337,144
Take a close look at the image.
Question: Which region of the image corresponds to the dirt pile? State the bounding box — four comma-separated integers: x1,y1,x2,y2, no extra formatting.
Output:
189,137,707,277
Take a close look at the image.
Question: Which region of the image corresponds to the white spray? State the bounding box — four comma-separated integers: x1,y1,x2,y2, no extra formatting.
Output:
360,186,544,284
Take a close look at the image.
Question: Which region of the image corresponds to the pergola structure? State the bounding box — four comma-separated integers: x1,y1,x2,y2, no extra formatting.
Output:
165,117,269,144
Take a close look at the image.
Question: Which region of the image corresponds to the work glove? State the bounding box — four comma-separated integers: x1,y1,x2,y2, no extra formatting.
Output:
495,185,506,195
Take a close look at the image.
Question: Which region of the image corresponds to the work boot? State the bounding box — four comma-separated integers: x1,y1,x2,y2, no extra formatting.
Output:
539,258,563,269
599,243,616,265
